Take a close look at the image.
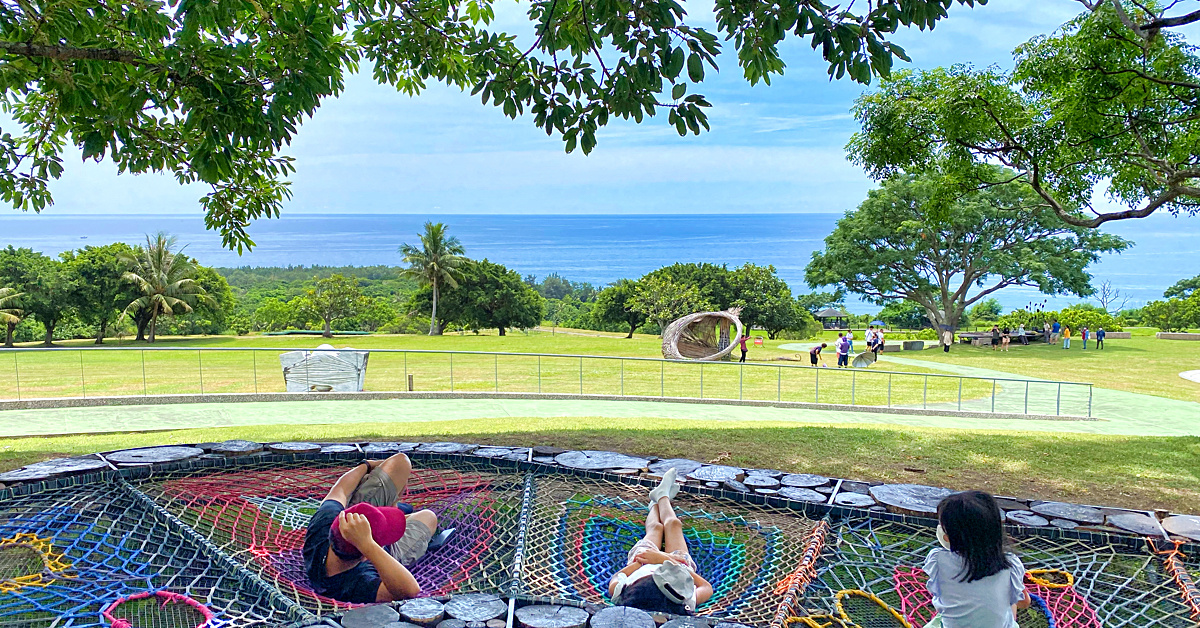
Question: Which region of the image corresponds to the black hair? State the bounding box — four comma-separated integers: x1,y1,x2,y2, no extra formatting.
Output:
329,531,362,561
618,576,691,615
937,491,1010,583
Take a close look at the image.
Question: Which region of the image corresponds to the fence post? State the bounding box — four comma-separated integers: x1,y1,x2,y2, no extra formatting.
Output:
699,363,704,399
579,357,583,395
887,373,892,407
991,379,996,413
957,378,962,411
923,375,928,409
538,356,542,393
79,350,86,398
12,352,18,401
661,361,664,397
815,368,819,404
777,367,781,402
851,371,856,405
620,359,624,396
1087,385,1093,418
450,353,454,392
1024,381,1029,415
1056,383,1061,416
252,351,258,394
495,354,499,392
739,364,743,400
141,350,147,396
198,350,204,395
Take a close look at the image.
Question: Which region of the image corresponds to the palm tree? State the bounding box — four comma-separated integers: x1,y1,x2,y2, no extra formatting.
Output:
0,287,23,347
399,222,467,335
120,232,212,343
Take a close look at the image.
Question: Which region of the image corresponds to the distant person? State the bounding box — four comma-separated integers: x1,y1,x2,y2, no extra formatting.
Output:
1043,321,1052,344
1051,320,1061,343
847,330,855,353
1062,326,1072,349
1000,327,1011,351
872,327,885,357
942,328,953,353
1017,324,1027,345
737,333,750,363
836,333,851,368
809,343,828,367
304,453,442,603
924,491,1031,628
991,325,1001,351
1081,326,1089,350
1096,327,1106,350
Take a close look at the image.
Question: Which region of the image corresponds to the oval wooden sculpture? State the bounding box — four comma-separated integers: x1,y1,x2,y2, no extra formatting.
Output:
555,451,650,471
1163,514,1200,541
781,474,829,488
515,605,590,628
1029,501,1105,525
591,606,655,628
267,442,322,454
1106,513,1163,536
106,446,204,466
341,604,402,628
869,484,953,516
445,594,508,622
662,308,744,361
400,598,447,626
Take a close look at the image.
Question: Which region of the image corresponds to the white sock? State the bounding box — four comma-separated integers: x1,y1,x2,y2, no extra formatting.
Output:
648,467,679,505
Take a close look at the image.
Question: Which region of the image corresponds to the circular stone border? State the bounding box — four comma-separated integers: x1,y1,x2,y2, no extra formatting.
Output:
1180,370,1200,384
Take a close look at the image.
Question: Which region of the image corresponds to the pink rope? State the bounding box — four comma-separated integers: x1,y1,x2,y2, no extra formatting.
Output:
101,590,215,628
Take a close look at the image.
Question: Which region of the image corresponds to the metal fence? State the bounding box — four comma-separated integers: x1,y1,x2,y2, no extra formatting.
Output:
0,347,1094,417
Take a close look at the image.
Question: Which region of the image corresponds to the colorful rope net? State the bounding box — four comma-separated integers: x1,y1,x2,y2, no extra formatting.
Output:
0,482,297,628
518,474,821,627
135,457,523,616
792,516,1197,628
102,590,215,628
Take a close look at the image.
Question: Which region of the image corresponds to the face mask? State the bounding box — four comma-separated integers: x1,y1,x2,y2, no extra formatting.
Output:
936,524,952,550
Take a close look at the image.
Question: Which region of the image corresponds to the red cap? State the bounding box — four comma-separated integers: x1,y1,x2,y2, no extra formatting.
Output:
330,503,407,557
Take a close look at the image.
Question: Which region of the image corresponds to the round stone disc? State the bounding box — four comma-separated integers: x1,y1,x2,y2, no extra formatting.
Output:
418,442,477,454
515,605,590,628
211,440,264,456
1107,513,1163,536
688,465,743,483
268,442,321,454
1029,502,1105,525
779,487,827,503
320,444,359,454
363,442,418,454
723,480,749,493
444,593,508,622
747,469,785,478
591,606,654,628
341,605,401,628
1006,511,1050,527
1163,515,1200,541
648,458,704,476
472,447,513,458
0,456,110,483
532,445,567,456
1050,518,1078,530
399,598,446,626
781,473,829,488
555,451,649,470
743,475,781,489
661,618,710,628
106,446,204,465
869,484,953,516
833,492,877,508
436,621,466,628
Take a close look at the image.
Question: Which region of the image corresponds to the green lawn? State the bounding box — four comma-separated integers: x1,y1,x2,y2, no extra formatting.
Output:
2,416,1195,512
0,330,999,408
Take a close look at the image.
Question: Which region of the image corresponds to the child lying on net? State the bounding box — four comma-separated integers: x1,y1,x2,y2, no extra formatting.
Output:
608,468,714,614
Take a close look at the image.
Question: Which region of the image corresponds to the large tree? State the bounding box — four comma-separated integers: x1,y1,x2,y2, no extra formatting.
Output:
121,233,212,342
805,173,1129,333
60,243,135,344
0,247,74,346
0,287,22,347
458,260,544,336
630,275,711,334
400,222,467,336
0,0,980,249
297,274,364,338
848,4,1200,228
592,279,647,338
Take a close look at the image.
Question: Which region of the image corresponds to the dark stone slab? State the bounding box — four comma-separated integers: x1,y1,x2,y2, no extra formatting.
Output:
341,604,401,628
399,598,447,626
436,621,466,628
268,442,322,454
781,474,829,488
533,456,557,464
841,481,871,495
106,446,204,465
743,475,780,490
418,442,477,454
778,487,827,503
994,497,1030,512
723,480,749,493
814,486,834,495
1006,511,1050,527
1163,515,1200,541
514,605,590,628
1050,518,1078,530
688,465,743,483
1029,502,1105,525
834,492,876,508
211,440,264,456
591,606,655,628
321,444,359,454
533,445,568,456
869,484,953,516
363,442,419,454
472,447,513,459
555,451,649,471
661,619,710,628
648,458,704,476
0,456,109,483
445,594,508,622
194,442,221,452
747,469,785,478
1107,513,1162,536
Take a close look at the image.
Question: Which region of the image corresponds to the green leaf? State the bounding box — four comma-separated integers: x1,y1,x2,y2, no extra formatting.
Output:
687,53,704,82
672,83,686,99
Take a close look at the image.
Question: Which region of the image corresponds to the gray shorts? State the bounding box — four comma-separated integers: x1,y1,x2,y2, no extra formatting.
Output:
348,466,433,566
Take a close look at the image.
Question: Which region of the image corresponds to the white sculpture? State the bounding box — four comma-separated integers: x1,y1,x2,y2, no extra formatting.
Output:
279,344,369,392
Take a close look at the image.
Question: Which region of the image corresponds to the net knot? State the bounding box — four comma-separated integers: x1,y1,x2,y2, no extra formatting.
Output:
111,620,133,628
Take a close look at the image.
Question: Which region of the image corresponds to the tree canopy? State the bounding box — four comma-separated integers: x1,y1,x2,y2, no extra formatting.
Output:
297,274,364,337
1,0,983,249
848,4,1200,227
592,279,646,338
805,173,1129,332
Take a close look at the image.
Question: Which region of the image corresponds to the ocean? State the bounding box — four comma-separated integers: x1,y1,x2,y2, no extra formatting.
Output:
2,212,1198,313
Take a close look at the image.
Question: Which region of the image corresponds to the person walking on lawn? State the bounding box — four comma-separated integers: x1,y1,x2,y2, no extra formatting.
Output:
1062,326,1072,349
1043,321,1052,344
991,325,1001,351
836,333,851,368
1096,327,1106,350
738,333,750,363
1081,326,1089,350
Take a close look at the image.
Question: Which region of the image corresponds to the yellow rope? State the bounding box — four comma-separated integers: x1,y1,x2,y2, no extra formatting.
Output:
1025,568,1074,589
0,532,73,593
835,589,915,628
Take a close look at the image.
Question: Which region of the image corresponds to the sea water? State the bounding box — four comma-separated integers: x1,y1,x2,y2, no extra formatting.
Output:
2,212,1198,313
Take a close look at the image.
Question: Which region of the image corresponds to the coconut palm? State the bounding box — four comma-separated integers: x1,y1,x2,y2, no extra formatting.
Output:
399,222,467,335
0,287,23,347
120,232,212,343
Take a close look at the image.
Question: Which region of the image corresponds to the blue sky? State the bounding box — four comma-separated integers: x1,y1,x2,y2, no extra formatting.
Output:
37,0,1103,215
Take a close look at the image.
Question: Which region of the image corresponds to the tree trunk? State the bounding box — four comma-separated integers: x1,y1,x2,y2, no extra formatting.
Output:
429,281,441,336
498,327,506,336
148,314,157,343
135,313,149,341
626,322,635,339
323,318,332,338
94,319,108,345
42,321,55,346
4,322,14,347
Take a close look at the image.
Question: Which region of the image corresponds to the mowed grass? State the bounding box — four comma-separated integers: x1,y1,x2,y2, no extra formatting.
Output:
904,330,1200,403
1,417,1196,512
0,331,1001,408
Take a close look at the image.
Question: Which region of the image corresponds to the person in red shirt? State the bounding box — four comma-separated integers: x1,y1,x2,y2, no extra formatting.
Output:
738,333,750,363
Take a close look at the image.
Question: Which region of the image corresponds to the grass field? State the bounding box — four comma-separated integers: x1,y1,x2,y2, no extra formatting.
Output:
1,416,1195,512
0,331,1014,409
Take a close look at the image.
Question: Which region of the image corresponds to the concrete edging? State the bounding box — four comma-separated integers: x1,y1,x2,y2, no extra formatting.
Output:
0,390,1095,422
